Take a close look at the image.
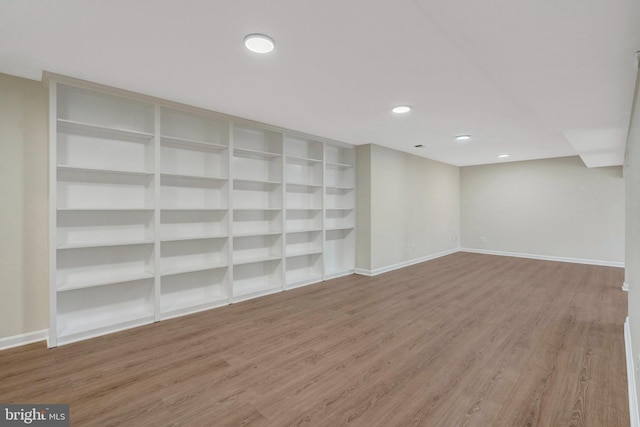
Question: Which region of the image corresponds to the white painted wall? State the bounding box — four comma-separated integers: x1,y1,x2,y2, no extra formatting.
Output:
357,144,460,274
625,68,640,415
460,156,625,264
0,73,49,339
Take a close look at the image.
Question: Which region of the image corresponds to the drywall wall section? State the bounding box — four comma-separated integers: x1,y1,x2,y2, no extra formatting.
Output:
355,145,372,271
461,156,624,264
625,67,640,417
357,144,460,274
0,73,49,341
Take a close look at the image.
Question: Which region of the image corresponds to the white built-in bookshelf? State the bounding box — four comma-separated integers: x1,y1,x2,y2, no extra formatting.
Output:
284,136,324,289
324,144,356,278
47,75,356,346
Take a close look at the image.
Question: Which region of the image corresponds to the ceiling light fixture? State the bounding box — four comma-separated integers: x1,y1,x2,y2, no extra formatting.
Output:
497,153,510,158
244,33,275,54
392,105,411,114
455,134,472,141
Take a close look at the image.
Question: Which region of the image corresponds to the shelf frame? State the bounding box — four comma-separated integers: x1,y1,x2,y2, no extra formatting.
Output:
48,74,356,348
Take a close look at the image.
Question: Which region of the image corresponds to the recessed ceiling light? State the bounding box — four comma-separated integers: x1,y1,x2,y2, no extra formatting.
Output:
497,153,510,158
392,105,411,114
455,134,472,141
244,33,275,54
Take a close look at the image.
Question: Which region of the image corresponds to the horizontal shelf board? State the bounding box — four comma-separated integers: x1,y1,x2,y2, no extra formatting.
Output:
286,207,322,212
161,264,229,277
57,165,153,177
233,178,282,186
233,231,282,238
286,229,323,234
233,207,282,211
233,255,282,266
287,208,322,214
58,119,154,141
286,156,322,165
160,207,229,212
161,135,228,151
326,226,355,231
57,239,154,250
161,235,228,242
326,185,354,191
161,172,228,182
286,182,322,190
325,161,354,169
286,250,323,258
58,207,155,212
58,312,154,340
161,207,228,211
57,272,155,292
325,207,355,211
233,147,282,159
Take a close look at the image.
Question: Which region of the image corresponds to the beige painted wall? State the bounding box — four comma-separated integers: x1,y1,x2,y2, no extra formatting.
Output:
0,73,49,339
355,145,371,271
0,72,630,350
460,156,625,264
357,144,460,272
625,69,640,412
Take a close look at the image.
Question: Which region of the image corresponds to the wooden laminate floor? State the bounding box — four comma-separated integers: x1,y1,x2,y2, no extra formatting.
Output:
0,253,629,426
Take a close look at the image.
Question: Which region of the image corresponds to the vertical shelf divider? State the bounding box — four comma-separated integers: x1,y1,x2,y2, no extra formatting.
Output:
281,134,287,290
322,142,328,280
320,139,326,284
48,81,58,348
153,105,162,321
227,122,235,301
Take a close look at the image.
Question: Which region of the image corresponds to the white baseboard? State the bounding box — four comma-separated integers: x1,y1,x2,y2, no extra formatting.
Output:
353,247,622,277
0,329,48,351
355,248,459,276
626,317,640,427
624,282,630,292
460,248,624,268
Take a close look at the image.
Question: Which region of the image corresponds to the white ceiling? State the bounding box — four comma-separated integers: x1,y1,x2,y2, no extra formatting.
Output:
1,0,639,167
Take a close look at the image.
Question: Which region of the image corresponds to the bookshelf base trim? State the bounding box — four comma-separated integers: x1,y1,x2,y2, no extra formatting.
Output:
161,298,230,321
55,314,155,347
